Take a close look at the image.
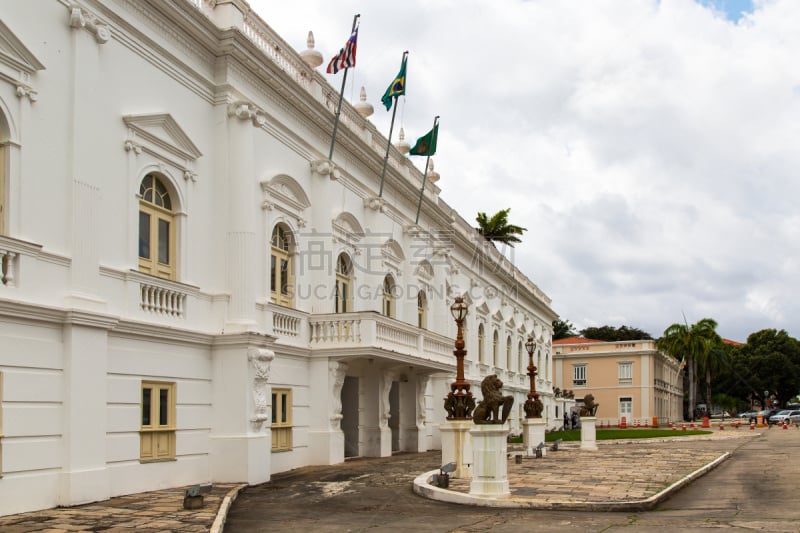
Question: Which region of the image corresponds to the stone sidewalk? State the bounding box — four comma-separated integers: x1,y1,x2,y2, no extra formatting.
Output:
0,429,763,531
415,431,759,510
0,483,245,532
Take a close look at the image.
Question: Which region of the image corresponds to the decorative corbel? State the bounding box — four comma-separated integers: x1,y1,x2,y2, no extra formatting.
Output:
247,348,275,429
363,197,385,212
15,86,38,102
310,159,339,180
69,6,111,44
123,140,142,155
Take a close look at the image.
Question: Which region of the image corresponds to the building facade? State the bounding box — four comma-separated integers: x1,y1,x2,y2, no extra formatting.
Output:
0,0,557,516
553,337,682,427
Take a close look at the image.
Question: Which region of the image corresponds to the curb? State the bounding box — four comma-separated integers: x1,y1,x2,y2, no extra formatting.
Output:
413,452,732,511
210,483,247,533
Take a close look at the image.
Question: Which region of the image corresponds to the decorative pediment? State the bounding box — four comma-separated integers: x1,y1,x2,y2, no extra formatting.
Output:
123,113,202,162
381,239,405,274
506,315,517,330
414,259,434,281
332,212,364,244
491,309,504,323
474,301,491,316
0,20,45,76
261,174,310,213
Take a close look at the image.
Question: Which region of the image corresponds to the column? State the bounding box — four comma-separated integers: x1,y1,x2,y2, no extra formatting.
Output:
59,316,116,505
224,102,260,332
308,359,346,465
209,336,272,484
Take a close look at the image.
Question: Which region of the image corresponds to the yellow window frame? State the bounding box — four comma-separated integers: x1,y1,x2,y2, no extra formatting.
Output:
140,381,176,462
271,388,292,452
270,225,293,307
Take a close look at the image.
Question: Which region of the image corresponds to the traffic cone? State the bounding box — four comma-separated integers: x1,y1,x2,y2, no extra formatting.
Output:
690,422,696,429
719,422,724,430
671,423,676,431
783,421,788,430
644,420,649,428
681,423,687,431
750,422,755,430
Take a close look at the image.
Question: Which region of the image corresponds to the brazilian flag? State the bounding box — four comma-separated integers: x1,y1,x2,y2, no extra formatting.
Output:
409,123,438,156
381,54,407,111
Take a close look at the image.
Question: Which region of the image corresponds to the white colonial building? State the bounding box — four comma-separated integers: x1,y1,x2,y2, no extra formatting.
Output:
0,0,557,516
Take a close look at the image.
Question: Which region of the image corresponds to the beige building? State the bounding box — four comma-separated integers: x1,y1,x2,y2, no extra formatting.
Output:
553,337,683,426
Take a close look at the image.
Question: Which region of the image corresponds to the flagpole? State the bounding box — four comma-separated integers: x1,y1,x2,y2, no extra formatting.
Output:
415,116,439,225
328,14,360,161
379,51,408,198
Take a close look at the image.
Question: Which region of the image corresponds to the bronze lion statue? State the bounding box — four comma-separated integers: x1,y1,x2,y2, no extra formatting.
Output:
473,374,514,424
579,393,599,416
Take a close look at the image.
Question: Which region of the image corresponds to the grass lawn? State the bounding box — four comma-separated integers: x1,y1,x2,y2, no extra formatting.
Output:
509,428,713,443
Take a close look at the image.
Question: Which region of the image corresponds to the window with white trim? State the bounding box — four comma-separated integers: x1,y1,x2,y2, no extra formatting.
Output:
271,388,292,452
382,275,395,318
138,173,176,280
335,253,352,313
478,323,485,363
618,361,633,383
417,290,426,329
0,133,5,236
573,363,586,385
140,381,176,462
270,224,293,307
492,330,499,366
506,336,512,370
0,371,3,475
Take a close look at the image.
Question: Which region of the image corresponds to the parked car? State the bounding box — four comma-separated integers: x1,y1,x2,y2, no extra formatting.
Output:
769,410,800,424
738,410,758,420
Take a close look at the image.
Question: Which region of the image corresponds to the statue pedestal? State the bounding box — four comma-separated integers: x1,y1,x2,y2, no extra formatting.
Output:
440,420,473,479
469,424,510,497
580,416,598,451
522,418,546,455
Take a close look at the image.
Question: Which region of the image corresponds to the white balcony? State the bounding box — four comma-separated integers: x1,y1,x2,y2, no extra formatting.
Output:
308,311,454,369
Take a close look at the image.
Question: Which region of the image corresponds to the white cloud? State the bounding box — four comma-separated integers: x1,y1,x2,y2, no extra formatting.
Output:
252,0,800,342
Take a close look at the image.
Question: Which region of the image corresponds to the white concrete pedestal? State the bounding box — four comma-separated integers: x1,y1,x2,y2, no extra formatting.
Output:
469,424,510,497
522,418,547,455
440,420,473,478
580,416,598,451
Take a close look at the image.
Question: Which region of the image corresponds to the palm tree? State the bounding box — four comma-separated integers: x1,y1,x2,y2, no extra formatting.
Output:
657,318,721,419
476,208,527,247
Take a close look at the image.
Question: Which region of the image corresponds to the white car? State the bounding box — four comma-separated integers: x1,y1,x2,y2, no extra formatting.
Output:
769,410,800,424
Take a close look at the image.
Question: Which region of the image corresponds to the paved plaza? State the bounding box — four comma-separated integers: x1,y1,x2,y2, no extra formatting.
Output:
1,427,798,532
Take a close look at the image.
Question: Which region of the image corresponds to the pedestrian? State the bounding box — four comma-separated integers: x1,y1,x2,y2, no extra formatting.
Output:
571,411,577,430
563,412,569,430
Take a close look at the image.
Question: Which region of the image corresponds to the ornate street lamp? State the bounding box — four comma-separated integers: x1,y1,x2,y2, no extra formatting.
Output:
444,297,475,419
523,336,543,418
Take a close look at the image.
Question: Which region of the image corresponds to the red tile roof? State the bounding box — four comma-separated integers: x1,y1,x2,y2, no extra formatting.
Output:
553,336,604,344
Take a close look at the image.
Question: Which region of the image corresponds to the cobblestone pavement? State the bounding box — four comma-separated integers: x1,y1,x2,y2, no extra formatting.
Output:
446,433,744,507
0,483,242,532
1,427,795,532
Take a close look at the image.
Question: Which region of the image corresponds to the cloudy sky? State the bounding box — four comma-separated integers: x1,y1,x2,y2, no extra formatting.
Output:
250,0,798,343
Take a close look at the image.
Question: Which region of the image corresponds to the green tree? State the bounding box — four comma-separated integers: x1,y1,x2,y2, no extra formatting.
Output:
476,208,527,247
552,318,577,340
737,329,800,407
657,318,721,419
580,325,653,341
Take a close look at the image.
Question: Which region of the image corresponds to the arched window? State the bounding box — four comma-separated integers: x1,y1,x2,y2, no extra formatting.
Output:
138,173,176,280
478,323,485,363
518,340,524,374
335,253,352,313
492,330,499,367
270,224,293,307
382,274,395,318
0,122,5,236
506,336,512,370
417,290,427,329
